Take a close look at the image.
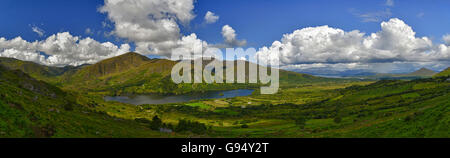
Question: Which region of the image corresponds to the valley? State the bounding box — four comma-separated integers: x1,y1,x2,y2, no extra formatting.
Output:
0,53,449,138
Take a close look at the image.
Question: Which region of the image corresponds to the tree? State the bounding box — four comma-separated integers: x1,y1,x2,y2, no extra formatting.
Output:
334,116,342,124
295,116,308,129
150,115,162,130
175,119,208,134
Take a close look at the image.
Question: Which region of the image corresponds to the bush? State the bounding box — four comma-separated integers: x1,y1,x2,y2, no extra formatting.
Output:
334,116,342,124
135,118,151,124
294,116,308,129
150,115,162,130
63,103,74,111
175,119,208,134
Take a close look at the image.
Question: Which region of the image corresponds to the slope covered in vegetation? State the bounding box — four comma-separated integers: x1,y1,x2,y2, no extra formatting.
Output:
1,54,448,138
0,57,77,82
120,77,449,138
0,65,174,137
434,67,450,77
58,52,339,95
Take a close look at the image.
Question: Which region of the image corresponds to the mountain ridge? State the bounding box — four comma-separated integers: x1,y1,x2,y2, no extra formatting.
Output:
0,57,79,82
1,52,341,95
434,67,450,77
407,67,437,76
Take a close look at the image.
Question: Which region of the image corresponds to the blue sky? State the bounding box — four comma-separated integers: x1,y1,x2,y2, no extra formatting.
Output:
2,0,450,47
0,0,450,73
192,0,450,47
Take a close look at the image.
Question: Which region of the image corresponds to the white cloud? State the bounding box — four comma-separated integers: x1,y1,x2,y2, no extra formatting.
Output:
443,34,450,45
85,28,93,34
31,26,45,37
351,8,392,22
221,25,247,47
386,0,394,7
0,32,130,67
204,11,219,24
256,18,450,73
283,61,450,74
99,0,206,57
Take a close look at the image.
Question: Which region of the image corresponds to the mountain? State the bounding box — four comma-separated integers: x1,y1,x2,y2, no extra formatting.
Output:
406,68,437,77
434,67,450,77
0,65,169,137
0,57,72,82
59,52,337,94
295,67,438,80
60,52,179,94
339,68,438,80
293,68,376,77
0,52,342,95
74,52,152,78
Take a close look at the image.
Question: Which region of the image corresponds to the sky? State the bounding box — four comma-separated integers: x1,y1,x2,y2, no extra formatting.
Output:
0,0,449,73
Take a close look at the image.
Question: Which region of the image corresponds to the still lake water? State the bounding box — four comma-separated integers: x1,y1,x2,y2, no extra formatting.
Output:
104,89,254,105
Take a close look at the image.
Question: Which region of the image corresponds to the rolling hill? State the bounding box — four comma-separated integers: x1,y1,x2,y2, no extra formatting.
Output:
0,57,68,82
434,67,450,77
58,52,338,94
406,68,437,77
353,68,437,80
0,65,172,137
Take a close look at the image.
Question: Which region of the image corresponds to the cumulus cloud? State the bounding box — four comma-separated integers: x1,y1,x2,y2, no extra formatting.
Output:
0,32,130,67
31,26,45,37
1,0,215,67
256,18,450,72
385,0,394,7
221,25,247,47
443,34,450,45
99,0,207,57
204,11,219,24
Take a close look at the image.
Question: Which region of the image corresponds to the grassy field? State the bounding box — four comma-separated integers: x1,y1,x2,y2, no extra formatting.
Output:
92,77,449,138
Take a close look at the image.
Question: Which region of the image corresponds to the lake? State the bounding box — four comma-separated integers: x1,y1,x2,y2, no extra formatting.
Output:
104,89,254,105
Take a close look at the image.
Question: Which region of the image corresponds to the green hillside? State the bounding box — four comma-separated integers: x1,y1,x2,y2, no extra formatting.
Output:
1,55,448,138
144,78,448,138
92,76,449,138
0,53,340,95
434,67,450,77
59,52,338,95
0,65,175,137
0,57,72,82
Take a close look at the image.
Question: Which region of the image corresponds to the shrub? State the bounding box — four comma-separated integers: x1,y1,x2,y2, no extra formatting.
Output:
334,116,342,124
135,118,151,124
150,115,162,130
294,116,308,129
175,119,208,134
